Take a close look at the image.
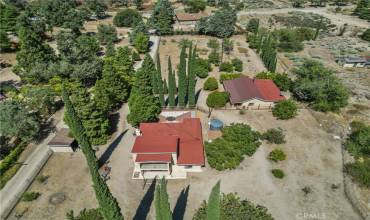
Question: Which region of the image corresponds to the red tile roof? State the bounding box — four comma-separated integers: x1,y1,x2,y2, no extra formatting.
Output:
136,154,172,163
223,76,285,104
131,118,205,165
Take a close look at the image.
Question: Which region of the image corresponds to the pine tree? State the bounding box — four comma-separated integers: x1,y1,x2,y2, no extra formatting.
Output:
188,45,197,108
62,87,124,220
137,54,156,95
167,57,176,107
155,177,172,220
105,41,116,57
206,181,220,220
69,84,109,145
177,45,187,107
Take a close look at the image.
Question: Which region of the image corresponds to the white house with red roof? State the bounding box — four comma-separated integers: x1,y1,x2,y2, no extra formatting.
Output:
131,118,205,179
223,76,285,110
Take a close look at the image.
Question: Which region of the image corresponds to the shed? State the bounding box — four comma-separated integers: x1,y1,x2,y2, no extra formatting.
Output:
48,128,76,153
209,119,223,131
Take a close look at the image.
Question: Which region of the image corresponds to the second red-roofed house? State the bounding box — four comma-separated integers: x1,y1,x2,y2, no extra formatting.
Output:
223,76,285,110
131,118,205,179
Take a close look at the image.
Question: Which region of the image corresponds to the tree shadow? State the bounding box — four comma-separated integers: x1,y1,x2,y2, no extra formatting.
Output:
98,129,128,167
35,118,56,144
195,89,202,105
133,178,157,220
108,112,120,135
172,185,190,220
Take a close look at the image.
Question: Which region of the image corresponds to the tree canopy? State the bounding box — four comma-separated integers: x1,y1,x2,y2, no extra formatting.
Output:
113,9,142,27
151,0,175,35
196,8,237,38
292,59,349,112
0,100,40,141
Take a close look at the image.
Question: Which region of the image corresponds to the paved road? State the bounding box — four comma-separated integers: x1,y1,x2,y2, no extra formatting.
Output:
238,6,370,28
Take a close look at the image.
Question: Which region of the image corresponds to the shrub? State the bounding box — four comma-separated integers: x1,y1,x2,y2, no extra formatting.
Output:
194,58,211,78
271,169,285,179
193,193,274,220
132,51,141,61
246,18,259,33
206,91,229,109
0,142,27,175
344,159,370,188
206,123,261,170
133,32,149,53
302,186,312,195
219,62,234,72
275,28,304,52
113,9,141,27
239,109,246,115
97,24,118,45
272,99,298,120
231,58,243,72
0,164,21,189
203,77,218,91
361,29,370,42
345,122,370,158
36,175,49,183
185,0,206,13
219,73,242,83
208,49,220,66
261,128,286,144
268,148,287,162
66,208,104,220
22,192,40,201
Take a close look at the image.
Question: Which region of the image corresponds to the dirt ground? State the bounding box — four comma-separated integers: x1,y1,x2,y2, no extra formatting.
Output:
9,104,362,220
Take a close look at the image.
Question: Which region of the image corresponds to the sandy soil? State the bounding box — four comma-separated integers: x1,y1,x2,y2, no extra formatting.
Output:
10,105,362,220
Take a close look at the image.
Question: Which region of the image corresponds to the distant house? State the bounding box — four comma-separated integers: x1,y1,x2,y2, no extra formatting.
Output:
223,76,285,109
131,118,205,179
48,128,76,153
337,56,369,68
174,12,207,32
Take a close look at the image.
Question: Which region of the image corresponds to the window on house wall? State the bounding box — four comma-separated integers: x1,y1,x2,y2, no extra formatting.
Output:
184,165,193,169
248,103,254,106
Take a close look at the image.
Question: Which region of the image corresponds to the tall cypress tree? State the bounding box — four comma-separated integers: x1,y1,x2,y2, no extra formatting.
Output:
188,45,196,108
163,79,168,94
155,177,172,220
167,57,176,108
62,87,124,220
156,53,165,106
177,45,187,107
137,54,156,95
206,181,220,220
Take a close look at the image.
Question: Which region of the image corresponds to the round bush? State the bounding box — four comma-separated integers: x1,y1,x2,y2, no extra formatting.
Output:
113,9,141,27
271,169,285,179
272,99,298,120
203,77,218,91
219,62,234,72
232,58,243,72
268,148,286,162
194,58,211,78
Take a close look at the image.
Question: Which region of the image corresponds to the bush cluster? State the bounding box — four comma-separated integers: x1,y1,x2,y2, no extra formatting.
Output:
255,71,292,91
205,123,261,170
194,58,211,78
219,62,234,72
261,128,286,144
